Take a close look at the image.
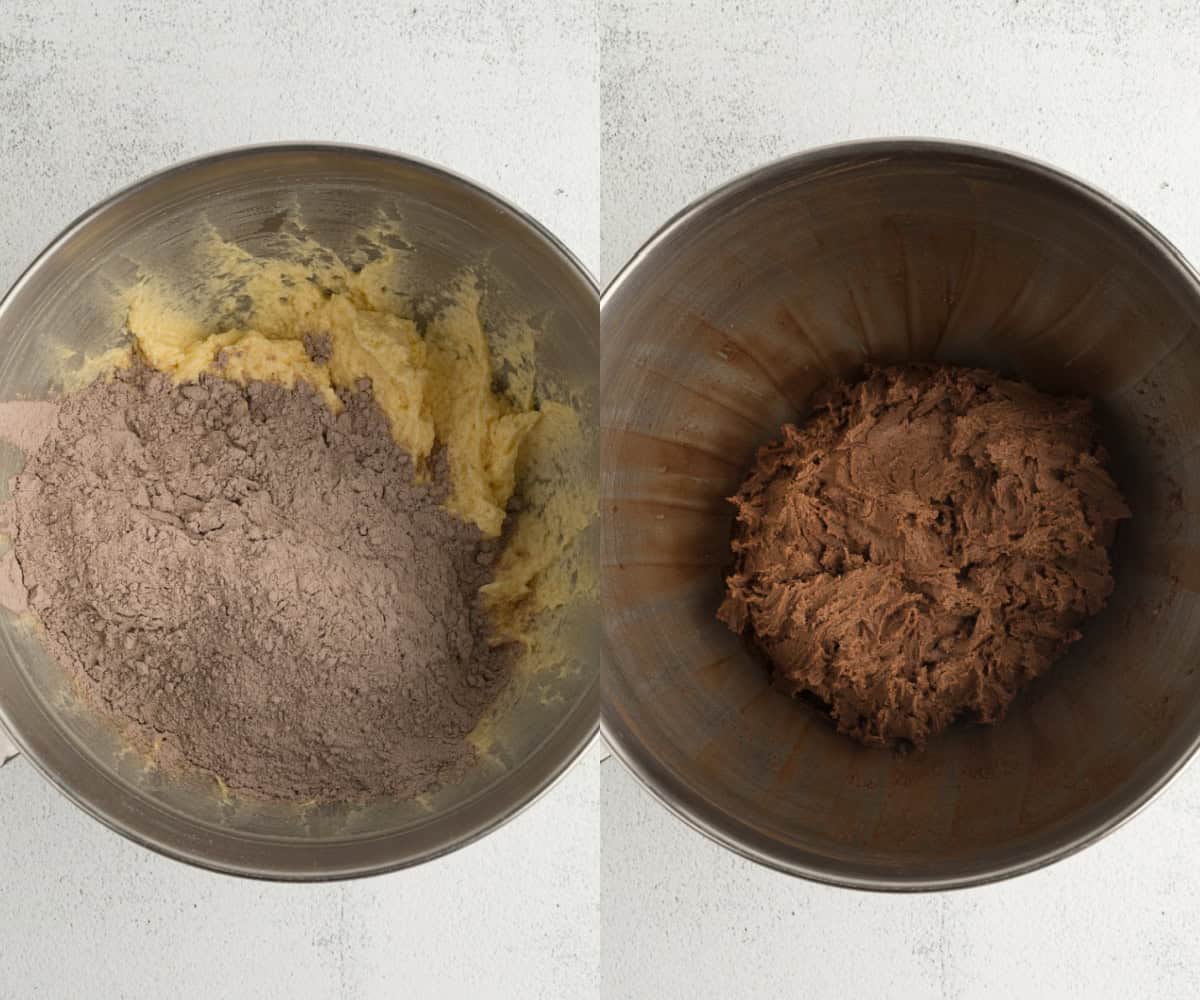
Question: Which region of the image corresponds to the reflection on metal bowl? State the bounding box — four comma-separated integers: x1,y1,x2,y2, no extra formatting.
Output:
602,140,1200,890
0,144,599,880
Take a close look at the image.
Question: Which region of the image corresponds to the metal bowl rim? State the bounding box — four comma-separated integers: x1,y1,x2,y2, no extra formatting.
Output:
599,136,1200,892
0,140,600,881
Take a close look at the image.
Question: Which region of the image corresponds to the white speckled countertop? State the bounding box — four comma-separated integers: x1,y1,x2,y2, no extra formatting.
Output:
5,1,1200,996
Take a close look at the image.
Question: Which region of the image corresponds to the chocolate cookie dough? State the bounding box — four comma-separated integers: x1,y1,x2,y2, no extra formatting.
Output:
718,364,1130,747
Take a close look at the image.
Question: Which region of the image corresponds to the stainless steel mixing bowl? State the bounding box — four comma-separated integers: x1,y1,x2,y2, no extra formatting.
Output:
0,144,599,879
602,139,1200,889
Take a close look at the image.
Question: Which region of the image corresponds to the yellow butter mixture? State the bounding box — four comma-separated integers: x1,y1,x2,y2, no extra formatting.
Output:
94,226,593,657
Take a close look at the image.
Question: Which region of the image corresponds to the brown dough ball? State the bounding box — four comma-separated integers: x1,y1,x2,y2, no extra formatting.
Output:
718,364,1130,748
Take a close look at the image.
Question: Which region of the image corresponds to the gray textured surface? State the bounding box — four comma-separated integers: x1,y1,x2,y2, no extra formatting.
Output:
600,0,1200,286
600,1,1200,998
0,3,598,998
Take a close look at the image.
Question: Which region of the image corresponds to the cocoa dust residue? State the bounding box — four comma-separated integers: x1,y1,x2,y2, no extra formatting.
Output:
9,363,510,800
719,364,1130,749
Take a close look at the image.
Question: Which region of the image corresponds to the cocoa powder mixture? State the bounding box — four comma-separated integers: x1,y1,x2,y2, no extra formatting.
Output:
8,362,510,800
719,364,1130,748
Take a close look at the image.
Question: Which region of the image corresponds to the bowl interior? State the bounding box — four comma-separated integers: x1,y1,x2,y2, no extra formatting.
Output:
0,146,598,878
601,142,1200,888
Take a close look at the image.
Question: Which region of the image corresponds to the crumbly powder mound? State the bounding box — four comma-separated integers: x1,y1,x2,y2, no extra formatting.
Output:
10,363,509,801
718,364,1130,749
